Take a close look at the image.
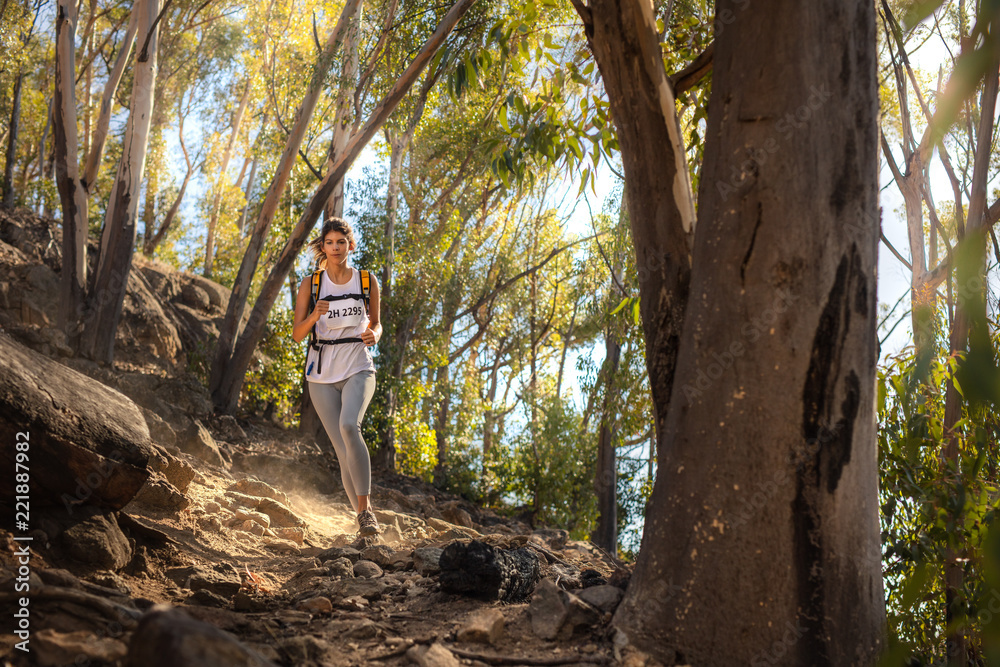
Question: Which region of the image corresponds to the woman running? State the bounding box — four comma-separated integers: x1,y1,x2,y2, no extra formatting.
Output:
292,216,381,537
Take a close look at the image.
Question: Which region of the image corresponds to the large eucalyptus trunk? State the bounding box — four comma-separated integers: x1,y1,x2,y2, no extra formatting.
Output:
575,0,885,664
53,0,89,331
212,0,478,414
77,0,159,362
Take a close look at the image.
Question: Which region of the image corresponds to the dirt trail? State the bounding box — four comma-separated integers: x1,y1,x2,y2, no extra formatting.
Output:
0,420,633,667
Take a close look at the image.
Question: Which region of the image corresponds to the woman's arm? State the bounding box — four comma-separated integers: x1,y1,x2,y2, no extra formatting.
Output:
292,276,328,343
361,274,382,346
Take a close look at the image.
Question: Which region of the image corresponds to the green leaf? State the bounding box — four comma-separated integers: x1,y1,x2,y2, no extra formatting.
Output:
610,296,630,316
901,0,946,30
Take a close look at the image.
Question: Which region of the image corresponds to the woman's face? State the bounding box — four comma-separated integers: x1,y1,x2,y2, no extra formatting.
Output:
322,231,353,263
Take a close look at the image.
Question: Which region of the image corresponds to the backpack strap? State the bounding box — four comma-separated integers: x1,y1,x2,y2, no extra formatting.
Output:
360,269,371,314
308,268,324,374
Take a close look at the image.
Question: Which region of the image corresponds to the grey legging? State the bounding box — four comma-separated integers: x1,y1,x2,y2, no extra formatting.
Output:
308,370,376,512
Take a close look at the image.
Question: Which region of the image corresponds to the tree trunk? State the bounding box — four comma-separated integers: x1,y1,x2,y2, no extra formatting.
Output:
212,0,478,414
2,69,23,209
77,0,159,363
593,325,621,554
203,78,252,277
940,44,1000,667
54,0,89,332
209,0,363,401
323,0,363,219
583,0,885,664
237,156,258,236
572,0,694,443
82,8,138,191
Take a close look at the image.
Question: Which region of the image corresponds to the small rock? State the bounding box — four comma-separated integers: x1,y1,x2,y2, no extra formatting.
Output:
326,557,354,579
278,635,335,664
228,477,287,505
188,589,230,608
165,565,241,597
297,596,333,614
425,517,453,533
562,590,601,637
229,508,271,529
198,516,223,532
232,591,270,613
413,547,443,574
265,538,300,554
353,560,383,578
330,577,387,600
63,512,132,571
577,584,625,613
178,419,227,469
272,526,304,544
344,618,379,640
126,605,276,666
256,497,305,528
318,546,361,563
457,608,505,644
204,501,223,514
530,578,567,640
131,475,190,512
35,629,127,666
406,642,460,667
360,544,395,567
441,504,475,529
215,415,249,444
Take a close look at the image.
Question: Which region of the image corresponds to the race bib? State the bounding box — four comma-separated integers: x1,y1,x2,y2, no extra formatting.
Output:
323,299,366,330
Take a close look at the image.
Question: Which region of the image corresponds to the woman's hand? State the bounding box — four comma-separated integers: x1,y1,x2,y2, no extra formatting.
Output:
361,327,378,346
310,299,330,322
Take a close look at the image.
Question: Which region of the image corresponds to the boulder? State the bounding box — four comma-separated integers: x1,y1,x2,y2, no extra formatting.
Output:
126,605,277,667
180,282,211,312
0,333,152,509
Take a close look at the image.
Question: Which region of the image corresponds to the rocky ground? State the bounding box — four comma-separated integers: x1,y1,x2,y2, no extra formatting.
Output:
0,210,650,667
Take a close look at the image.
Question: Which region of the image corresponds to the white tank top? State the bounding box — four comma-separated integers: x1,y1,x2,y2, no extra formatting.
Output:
305,268,375,384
